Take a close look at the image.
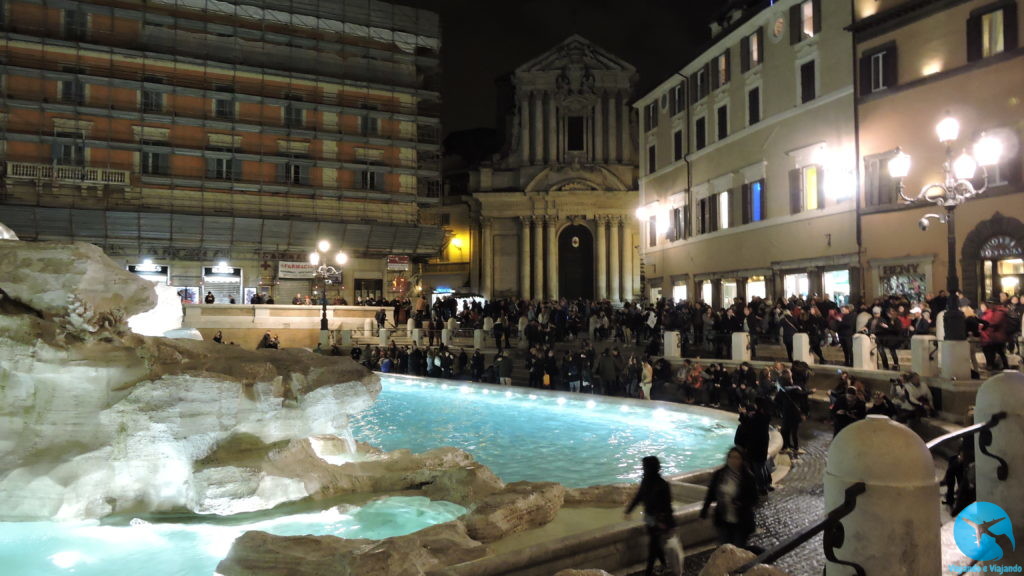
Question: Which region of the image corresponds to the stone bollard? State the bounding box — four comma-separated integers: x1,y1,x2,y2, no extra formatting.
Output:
411,328,423,346
852,334,872,369
406,318,415,335
935,310,945,365
974,371,1024,566
483,316,494,332
339,329,352,347
473,329,484,350
663,331,681,360
910,335,938,378
939,341,972,380
732,332,751,362
441,328,452,346
378,328,389,347
446,317,457,333
793,333,814,364
363,318,374,337
825,415,940,575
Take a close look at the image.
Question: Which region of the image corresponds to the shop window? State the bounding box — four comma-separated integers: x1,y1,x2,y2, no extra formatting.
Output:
701,281,713,303
784,273,810,299
789,165,824,214
741,28,764,72
746,276,767,299
968,2,1018,61
672,283,688,302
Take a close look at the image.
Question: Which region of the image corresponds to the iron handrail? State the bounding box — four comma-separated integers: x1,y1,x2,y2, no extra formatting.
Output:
926,411,1008,480
731,482,867,575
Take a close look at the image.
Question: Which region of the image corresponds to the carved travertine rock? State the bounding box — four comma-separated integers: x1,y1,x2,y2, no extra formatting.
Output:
464,481,566,543
216,520,489,576
563,484,636,506
698,544,792,576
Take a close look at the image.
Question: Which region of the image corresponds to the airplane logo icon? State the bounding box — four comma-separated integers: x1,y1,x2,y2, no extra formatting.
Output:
962,516,1006,547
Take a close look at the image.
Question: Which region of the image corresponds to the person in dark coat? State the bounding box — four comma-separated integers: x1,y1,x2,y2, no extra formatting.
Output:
834,305,857,367
780,309,801,362
831,385,867,436
701,447,760,548
625,456,675,576
775,376,809,456
735,399,773,495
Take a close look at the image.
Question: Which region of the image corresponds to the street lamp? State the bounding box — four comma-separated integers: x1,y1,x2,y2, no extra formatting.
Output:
309,240,348,347
888,114,1003,340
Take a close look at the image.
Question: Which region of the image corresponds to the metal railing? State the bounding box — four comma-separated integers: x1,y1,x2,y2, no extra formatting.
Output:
926,411,1008,480
731,482,868,575
6,162,131,186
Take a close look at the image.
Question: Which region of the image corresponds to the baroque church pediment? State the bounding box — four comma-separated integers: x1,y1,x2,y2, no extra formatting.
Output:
524,164,630,193
515,34,637,75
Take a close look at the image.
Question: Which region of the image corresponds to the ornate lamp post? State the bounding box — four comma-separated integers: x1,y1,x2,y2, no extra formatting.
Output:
309,239,348,346
888,114,1003,341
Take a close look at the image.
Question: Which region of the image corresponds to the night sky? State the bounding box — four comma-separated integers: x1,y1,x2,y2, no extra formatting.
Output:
396,0,720,137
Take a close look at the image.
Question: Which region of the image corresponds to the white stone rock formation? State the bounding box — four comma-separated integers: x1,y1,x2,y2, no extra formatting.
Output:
0,221,18,240
0,240,380,520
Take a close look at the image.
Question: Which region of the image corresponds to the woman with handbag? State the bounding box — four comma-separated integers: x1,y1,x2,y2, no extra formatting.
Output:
625,456,676,576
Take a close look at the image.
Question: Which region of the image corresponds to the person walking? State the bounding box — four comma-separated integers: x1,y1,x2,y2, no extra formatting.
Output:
735,398,773,495
701,447,759,548
625,456,676,576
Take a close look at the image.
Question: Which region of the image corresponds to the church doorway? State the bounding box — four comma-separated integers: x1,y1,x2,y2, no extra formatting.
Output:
559,224,594,300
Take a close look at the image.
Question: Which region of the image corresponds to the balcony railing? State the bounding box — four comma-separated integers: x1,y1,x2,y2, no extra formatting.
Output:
6,162,131,187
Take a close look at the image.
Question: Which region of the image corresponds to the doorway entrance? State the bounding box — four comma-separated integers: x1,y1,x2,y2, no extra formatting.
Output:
558,224,594,300
961,213,1024,303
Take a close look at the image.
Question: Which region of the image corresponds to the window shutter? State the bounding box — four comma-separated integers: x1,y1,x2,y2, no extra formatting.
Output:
724,50,731,84
789,168,802,214
816,166,826,209
703,63,712,97
741,36,750,73
756,28,764,64
683,204,692,239
231,158,242,181
709,195,719,232
858,54,872,96
759,180,767,220
300,165,311,186
1006,3,1019,50
812,0,822,34
712,61,720,90
697,199,705,234
884,46,899,90
966,14,982,61
690,74,699,102
51,142,60,164
730,188,742,227
159,153,170,175
206,158,216,179
790,4,802,44
741,183,751,224
277,163,287,183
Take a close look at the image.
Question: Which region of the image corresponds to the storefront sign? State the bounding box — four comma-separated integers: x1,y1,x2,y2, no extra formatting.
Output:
980,235,1023,259
277,261,318,279
203,266,242,278
128,263,168,275
386,255,410,271
881,263,921,277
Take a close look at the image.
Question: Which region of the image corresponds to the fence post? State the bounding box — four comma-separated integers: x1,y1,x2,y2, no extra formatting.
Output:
974,371,1024,566
825,415,940,575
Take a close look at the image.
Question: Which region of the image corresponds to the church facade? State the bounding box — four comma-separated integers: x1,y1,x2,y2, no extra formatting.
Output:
467,35,641,302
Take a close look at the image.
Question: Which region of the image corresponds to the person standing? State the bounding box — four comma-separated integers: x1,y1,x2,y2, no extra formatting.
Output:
625,456,676,576
701,447,759,548
204,291,215,304
735,399,772,495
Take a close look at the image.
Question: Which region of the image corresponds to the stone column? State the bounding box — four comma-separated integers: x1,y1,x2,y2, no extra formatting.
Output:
621,95,632,164
825,416,940,576
519,94,530,165
596,217,608,300
974,371,1024,567
532,92,543,165
546,217,558,300
609,217,621,302
546,94,557,164
520,217,531,300
594,95,604,163
621,226,633,301
533,217,544,300
481,218,493,299
607,93,618,163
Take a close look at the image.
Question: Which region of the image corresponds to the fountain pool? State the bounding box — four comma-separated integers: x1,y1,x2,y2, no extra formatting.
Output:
0,375,737,575
353,375,738,486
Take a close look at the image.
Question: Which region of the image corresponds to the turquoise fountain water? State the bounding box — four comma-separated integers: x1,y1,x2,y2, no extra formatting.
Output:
0,375,737,575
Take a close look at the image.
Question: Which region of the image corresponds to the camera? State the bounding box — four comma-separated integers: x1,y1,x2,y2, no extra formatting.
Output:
918,217,930,231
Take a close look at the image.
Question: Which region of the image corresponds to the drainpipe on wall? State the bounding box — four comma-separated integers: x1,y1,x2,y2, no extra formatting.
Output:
679,72,693,299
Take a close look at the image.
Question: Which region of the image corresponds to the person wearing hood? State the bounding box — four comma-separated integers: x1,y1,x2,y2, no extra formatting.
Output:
625,456,676,576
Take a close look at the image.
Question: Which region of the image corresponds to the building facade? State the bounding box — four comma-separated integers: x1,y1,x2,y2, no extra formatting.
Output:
635,0,859,307
852,0,1023,304
466,35,641,302
0,0,443,304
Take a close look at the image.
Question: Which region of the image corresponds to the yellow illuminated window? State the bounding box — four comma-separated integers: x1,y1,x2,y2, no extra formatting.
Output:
804,166,819,210
982,10,1005,58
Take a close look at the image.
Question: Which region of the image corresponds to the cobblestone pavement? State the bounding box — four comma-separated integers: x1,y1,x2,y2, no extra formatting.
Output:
628,420,834,576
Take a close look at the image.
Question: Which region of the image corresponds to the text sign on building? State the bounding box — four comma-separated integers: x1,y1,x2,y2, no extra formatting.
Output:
386,255,410,271
979,235,1023,259
278,261,318,279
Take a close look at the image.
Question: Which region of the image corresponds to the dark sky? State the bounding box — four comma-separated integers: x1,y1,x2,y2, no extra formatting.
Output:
396,0,720,137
